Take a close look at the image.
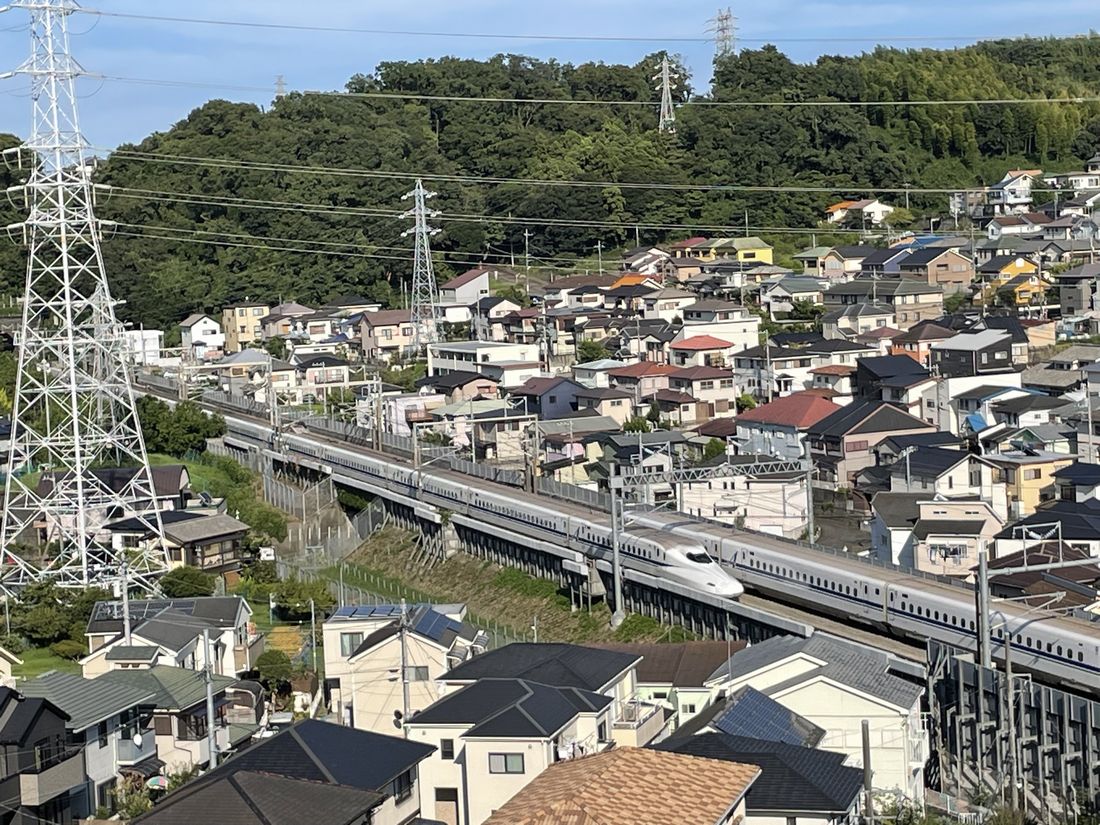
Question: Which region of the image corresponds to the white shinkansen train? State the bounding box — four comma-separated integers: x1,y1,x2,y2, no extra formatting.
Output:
220,414,1099,693
225,418,742,599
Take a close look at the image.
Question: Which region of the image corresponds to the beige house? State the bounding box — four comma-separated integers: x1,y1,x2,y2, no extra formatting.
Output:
709,635,928,803
221,302,269,353
912,498,1005,578
321,603,482,734
0,646,21,687
574,387,635,425
481,747,759,825
406,678,616,825
361,309,415,361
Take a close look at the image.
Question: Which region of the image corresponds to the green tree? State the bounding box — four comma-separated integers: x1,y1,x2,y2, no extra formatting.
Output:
944,292,969,313
273,578,334,618
254,649,294,684
263,337,288,361
494,284,531,307
736,393,757,412
160,566,216,598
702,438,727,462
576,339,610,363
622,416,650,433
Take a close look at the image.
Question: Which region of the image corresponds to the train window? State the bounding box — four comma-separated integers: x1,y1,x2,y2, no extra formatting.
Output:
1056,646,1063,657
1026,637,1032,648
1046,643,1052,653
1079,651,1085,663
969,621,975,631
934,611,940,621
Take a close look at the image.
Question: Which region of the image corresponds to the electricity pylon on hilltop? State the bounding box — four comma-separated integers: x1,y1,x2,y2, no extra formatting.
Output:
654,56,679,134
402,179,442,352
707,7,736,59
0,0,168,594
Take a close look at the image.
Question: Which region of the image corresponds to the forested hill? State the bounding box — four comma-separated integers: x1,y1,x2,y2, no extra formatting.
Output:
7,37,1100,328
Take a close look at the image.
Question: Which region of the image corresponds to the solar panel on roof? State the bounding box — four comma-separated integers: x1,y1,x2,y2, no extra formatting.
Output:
713,688,817,747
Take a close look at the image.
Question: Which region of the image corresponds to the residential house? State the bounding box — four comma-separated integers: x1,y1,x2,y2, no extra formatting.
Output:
681,301,761,353
439,268,493,306
807,401,937,492
321,603,482,735
984,545,1100,612
993,496,1100,558
679,454,809,538
929,371,1025,436
474,297,521,341
823,278,945,330
221,302,269,353
732,340,873,401
869,492,926,569
988,169,1041,215
996,273,1049,308
179,313,224,360
930,329,1015,378
416,371,500,404
686,237,774,265
852,354,934,416
0,687,85,825
910,497,1005,578
640,287,696,321
758,275,825,317
859,246,912,277
133,720,435,825
733,393,840,460
984,449,1074,519
989,393,1070,430
607,362,679,404
657,733,865,825
1022,345,1100,396
706,634,927,802
572,359,627,388
507,376,583,420
428,341,541,388
21,672,158,819
976,254,1039,288
83,596,261,678
793,245,832,276
482,747,759,825
1053,262,1100,318
820,245,880,281
890,322,956,368
1053,461,1100,503
95,666,236,771
105,511,251,579
622,245,672,275
986,212,1051,240
825,198,895,226
297,355,351,399
574,388,635,426
669,335,735,368
668,367,737,419
589,642,743,730
897,248,974,294
667,684,825,748
808,365,856,405
361,310,415,362
822,302,896,339
407,679,617,825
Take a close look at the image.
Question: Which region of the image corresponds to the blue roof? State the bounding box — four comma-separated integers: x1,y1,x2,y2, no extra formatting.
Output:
965,413,987,433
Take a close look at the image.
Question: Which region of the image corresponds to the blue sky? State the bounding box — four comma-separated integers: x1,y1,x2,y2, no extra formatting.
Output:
0,0,1095,148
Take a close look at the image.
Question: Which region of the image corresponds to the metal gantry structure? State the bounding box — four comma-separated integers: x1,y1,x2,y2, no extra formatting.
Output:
402,178,442,352
654,56,678,134
707,7,736,59
0,0,168,593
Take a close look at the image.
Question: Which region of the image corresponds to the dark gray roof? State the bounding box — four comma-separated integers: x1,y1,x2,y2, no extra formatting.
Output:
900,247,957,267
992,394,1066,415
441,642,639,692
858,354,929,380
709,635,923,710
879,432,960,452
87,596,244,635
0,688,68,745
20,672,155,732
893,446,971,479
350,605,478,657
213,719,434,792
954,384,1020,402
914,519,985,539
1053,462,1100,485
105,645,160,662
654,733,864,815
416,370,496,391
871,492,925,529
994,497,1100,540
409,678,610,738
809,401,930,439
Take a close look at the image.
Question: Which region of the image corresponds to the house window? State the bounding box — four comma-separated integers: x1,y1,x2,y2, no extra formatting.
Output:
390,769,414,802
408,666,430,681
98,721,108,748
440,739,455,760
1024,468,1041,481
252,307,264,316
489,753,525,774
700,381,714,391
339,632,363,657
548,395,557,404
610,400,623,407
682,704,697,714
237,308,246,317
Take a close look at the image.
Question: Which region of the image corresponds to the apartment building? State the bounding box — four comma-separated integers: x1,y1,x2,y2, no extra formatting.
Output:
221,302,269,353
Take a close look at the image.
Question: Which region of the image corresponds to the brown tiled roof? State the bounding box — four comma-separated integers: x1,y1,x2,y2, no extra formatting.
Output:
809,364,856,376
670,335,732,351
735,393,840,429
608,362,680,379
482,747,758,825
361,309,411,327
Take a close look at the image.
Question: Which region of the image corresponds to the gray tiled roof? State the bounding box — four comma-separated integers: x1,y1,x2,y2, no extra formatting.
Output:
709,635,923,710
21,672,155,733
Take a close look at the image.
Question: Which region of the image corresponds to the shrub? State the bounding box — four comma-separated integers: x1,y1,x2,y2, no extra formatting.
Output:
49,639,86,660
160,566,216,598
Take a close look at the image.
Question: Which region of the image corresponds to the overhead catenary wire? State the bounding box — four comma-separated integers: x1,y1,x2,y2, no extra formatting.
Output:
70,9,1099,46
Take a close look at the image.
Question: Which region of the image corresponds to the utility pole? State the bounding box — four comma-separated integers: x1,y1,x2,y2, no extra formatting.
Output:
609,475,625,629
274,74,287,98
0,0,168,594
399,599,411,736
402,179,442,352
596,240,604,274
862,719,874,825
654,56,678,134
707,7,736,59
121,559,132,646
523,228,532,282
203,628,218,770
803,438,815,545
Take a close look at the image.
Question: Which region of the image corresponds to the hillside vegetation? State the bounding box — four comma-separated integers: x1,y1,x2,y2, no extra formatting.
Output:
3,38,1100,325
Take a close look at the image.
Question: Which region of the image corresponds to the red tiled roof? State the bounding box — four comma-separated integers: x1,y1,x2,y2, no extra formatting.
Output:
608,362,680,378
669,335,733,351
809,365,856,375
859,327,903,339
735,392,841,428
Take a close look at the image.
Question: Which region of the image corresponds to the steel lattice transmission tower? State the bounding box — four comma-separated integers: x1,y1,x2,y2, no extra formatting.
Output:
402,179,442,351
0,0,168,593
654,56,679,134
707,7,736,59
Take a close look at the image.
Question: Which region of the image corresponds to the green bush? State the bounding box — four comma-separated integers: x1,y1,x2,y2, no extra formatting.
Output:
255,649,293,684
160,566,216,598
48,639,86,660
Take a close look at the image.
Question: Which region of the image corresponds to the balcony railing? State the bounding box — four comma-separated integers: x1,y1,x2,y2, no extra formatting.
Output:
117,734,156,765
612,699,661,730
19,747,83,806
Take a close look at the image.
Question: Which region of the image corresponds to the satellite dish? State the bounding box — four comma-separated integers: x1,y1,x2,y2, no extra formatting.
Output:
132,732,143,748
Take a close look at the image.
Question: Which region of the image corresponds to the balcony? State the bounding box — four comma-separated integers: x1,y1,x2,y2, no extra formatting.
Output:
234,630,266,674
611,699,665,748
19,747,83,806
117,733,157,766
